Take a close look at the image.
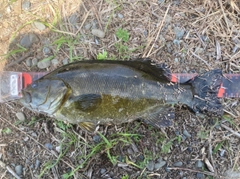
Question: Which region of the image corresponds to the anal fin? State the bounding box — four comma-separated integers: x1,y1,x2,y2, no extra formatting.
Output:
144,105,175,128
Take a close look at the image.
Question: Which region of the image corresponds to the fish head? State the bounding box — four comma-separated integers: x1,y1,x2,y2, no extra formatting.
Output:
19,78,70,114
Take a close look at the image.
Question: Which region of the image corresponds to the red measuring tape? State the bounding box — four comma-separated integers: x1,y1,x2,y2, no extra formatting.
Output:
21,72,240,98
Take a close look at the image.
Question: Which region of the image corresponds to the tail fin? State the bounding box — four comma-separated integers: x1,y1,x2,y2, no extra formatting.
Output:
190,69,223,117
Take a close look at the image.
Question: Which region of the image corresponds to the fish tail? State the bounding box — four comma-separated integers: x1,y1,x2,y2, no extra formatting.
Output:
189,69,223,117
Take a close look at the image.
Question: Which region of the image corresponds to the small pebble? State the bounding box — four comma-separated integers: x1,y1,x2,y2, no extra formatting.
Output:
118,155,124,162
33,21,46,31
32,58,38,66
196,173,204,179
173,39,181,46
23,136,29,142
173,161,183,167
146,160,155,171
31,132,37,137
20,34,39,48
26,58,32,67
62,58,69,65
195,160,204,168
69,14,78,24
117,13,124,19
35,159,40,169
127,148,133,155
174,58,179,63
22,0,31,11
93,135,101,143
92,29,105,38
183,130,191,138
100,168,106,174
55,146,61,153
183,177,187,179
51,58,59,67
154,160,166,170
37,60,51,69
158,0,165,4
43,47,51,56
220,149,225,157
45,143,53,150
137,154,144,162
15,165,23,176
16,112,26,121
165,167,170,172
84,23,91,30
6,6,11,13
174,27,185,39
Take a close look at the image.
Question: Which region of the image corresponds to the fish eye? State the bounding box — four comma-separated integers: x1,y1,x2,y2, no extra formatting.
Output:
32,82,37,88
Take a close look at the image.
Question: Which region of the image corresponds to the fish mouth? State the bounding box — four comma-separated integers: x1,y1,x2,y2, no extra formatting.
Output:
21,90,32,103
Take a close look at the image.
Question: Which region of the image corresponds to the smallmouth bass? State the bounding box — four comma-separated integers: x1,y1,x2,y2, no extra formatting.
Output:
19,59,223,132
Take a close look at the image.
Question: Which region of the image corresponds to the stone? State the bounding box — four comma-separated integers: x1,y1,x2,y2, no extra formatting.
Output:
183,130,191,138
154,160,166,170
35,159,40,169
37,60,51,69
196,173,204,179
117,13,124,18
173,161,183,167
146,160,155,171
26,58,32,67
100,168,106,174
43,47,51,56
32,58,38,66
55,146,61,153
22,1,31,11
174,27,185,39
33,21,46,31
16,112,26,121
20,34,39,48
51,58,59,67
62,58,69,65
15,165,23,176
69,14,78,24
84,23,92,30
44,143,53,150
92,29,105,38
93,135,101,143
195,160,203,168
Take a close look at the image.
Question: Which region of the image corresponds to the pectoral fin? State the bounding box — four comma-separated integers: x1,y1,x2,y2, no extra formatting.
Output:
144,105,175,128
79,122,96,132
71,94,102,112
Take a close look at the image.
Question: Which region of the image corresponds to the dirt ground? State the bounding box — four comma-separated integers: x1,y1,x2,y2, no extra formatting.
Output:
0,0,240,179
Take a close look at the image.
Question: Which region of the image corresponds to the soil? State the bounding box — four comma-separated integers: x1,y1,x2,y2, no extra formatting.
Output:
0,0,240,179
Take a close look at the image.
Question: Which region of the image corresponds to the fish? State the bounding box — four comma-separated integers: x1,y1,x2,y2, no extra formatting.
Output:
19,59,223,132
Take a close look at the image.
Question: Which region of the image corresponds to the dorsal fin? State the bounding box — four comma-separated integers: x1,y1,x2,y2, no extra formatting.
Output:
41,58,172,83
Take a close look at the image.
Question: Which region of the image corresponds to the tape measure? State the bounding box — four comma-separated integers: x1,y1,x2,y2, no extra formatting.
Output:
20,72,239,98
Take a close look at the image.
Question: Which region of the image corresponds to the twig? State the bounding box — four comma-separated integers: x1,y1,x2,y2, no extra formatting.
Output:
168,167,224,178
221,123,240,138
143,4,171,57
6,166,21,179
0,116,75,169
75,10,91,35
218,0,230,32
88,0,103,30
5,51,33,68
